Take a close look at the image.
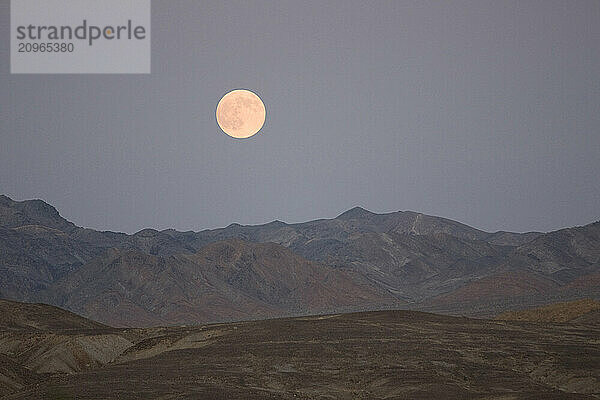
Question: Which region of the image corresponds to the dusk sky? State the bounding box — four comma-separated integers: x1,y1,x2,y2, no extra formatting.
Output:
1,0,599,234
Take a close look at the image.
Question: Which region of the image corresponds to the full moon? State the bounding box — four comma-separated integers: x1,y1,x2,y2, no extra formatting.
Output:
216,89,266,139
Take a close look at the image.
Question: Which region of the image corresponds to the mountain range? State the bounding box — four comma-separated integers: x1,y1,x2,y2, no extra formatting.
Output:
0,194,598,326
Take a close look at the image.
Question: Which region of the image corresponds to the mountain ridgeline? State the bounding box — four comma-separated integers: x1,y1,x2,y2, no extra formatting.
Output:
0,194,598,326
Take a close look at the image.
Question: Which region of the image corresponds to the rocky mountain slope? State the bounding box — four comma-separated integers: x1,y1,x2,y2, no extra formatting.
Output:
44,240,397,327
0,194,598,326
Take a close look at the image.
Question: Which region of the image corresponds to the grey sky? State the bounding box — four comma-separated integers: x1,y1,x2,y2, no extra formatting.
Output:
1,0,599,234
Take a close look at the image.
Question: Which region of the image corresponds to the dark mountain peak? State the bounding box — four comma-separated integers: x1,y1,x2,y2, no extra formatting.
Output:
0,194,14,206
336,206,375,220
0,195,56,214
134,228,161,237
0,195,75,233
161,228,194,235
265,220,286,226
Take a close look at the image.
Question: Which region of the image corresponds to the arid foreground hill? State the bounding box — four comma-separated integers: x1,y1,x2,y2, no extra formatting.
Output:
496,298,600,324
1,194,599,326
0,300,598,400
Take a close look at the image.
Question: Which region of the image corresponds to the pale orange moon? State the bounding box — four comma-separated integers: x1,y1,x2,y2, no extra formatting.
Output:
216,89,266,139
